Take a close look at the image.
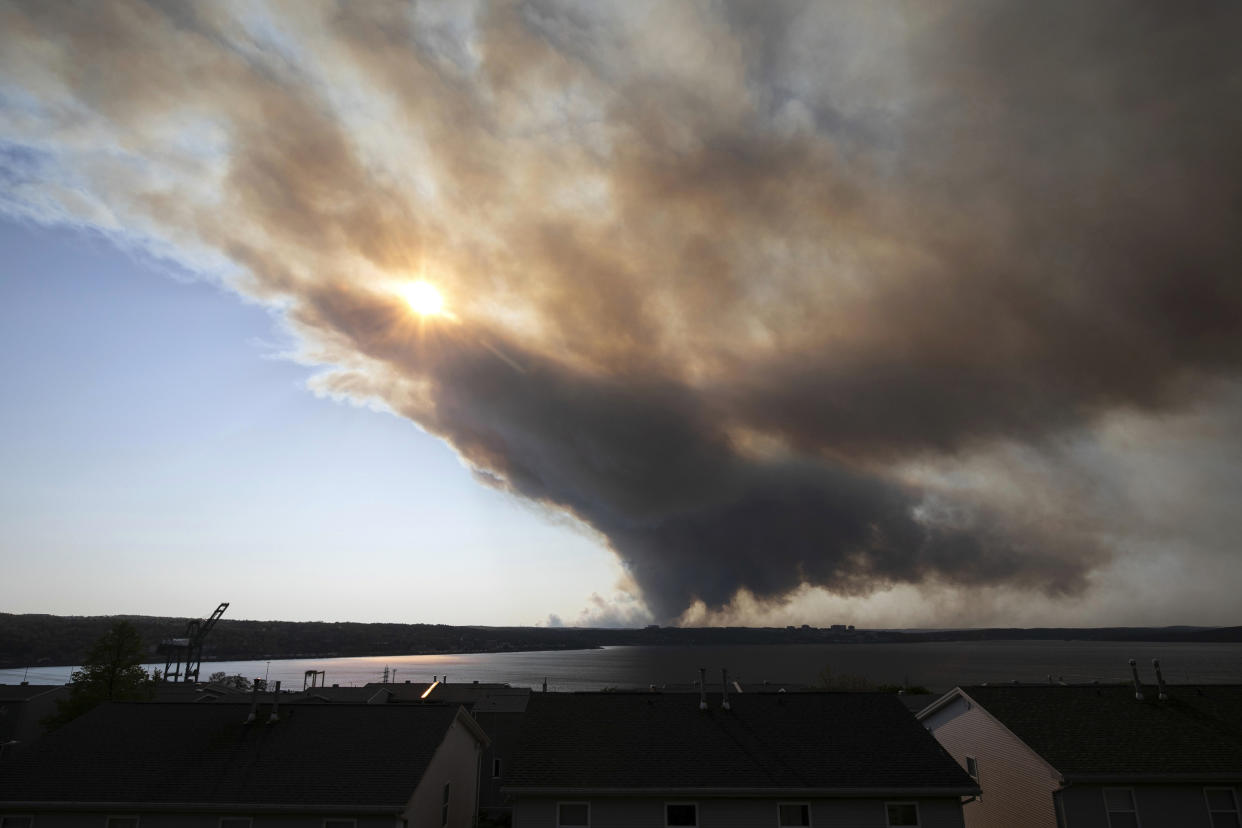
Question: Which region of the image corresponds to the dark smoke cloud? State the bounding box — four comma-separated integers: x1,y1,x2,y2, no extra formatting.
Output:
2,0,1240,622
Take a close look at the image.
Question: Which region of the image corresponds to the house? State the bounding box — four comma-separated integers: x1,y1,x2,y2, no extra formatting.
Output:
150,681,251,704
917,683,1242,827
0,685,67,756
504,691,978,828
288,681,519,706
0,700,489,828
471,690,533,825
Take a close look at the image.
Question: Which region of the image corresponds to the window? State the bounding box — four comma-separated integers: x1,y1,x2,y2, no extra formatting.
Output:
106,818,138,828
965,756,979,779
324,821,355,828
885,803,919,827
493,757,502,779
1104,788,1139,828
557,802,590,828
665,803,697,827
2,818,34,828
1206,788,1240,828
778,803,811,827
220,820,251,828
441,783,450,827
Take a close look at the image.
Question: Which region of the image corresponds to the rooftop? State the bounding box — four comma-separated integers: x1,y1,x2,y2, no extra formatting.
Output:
0,685,64,703
948,684,1242,780
507,691,976,793
0,701,474,809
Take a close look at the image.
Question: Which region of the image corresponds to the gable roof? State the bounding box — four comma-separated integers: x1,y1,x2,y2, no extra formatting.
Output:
0,701,479,810
948,685,1242,781
150,682,250,703
506,692,976,794
363,682,520,705
0,685,64,703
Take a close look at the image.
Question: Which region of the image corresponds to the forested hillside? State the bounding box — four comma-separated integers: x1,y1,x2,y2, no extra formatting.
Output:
3,613,1238,671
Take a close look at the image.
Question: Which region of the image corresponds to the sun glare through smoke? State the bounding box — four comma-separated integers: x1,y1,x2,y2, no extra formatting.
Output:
403,281,446,317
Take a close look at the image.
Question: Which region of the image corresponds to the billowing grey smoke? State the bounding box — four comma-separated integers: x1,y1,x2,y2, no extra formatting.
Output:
2,0,1241,622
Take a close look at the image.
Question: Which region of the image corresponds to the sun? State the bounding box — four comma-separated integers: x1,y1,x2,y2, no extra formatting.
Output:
402,280,445,317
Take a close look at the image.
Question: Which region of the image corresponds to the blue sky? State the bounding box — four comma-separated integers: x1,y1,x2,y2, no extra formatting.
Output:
0,216,620,623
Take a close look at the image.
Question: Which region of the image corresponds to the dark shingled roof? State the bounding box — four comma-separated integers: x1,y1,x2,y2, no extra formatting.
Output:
0,685,63,702
507,692,976,792
961,684,1242,779
0,702,466,808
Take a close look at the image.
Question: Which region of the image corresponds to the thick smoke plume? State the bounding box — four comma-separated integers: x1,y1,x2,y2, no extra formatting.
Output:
3,1,1241,622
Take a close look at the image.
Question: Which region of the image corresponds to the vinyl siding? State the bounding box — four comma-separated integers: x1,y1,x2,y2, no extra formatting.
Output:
472,713,525,817
922,695,1060,828
1059,784,1231,828
513,796,965,828
404,717,485,828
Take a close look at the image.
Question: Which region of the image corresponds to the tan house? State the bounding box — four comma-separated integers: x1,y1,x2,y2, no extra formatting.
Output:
0,700,489,828
917,684,1242,828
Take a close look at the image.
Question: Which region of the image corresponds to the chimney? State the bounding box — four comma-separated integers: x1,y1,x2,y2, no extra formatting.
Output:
1128,659,1144,701
542,677,547,693
721,668,731,711
268,680,282,724
244,679,260,724
1152,659,1169,701
698,668,708,711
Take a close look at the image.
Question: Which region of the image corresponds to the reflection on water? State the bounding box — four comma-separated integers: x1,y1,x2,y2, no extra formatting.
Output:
5,640,1241,691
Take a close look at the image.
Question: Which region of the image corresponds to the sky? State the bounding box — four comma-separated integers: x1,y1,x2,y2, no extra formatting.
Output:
1,1,1240,629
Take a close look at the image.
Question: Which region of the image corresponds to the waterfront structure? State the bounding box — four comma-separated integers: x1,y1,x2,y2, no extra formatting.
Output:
505,691,977,828
0,701,489,827
917,684,1242,827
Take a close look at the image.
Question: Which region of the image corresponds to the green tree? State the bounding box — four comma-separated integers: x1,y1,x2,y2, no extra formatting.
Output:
45,620,155,729
208,671,252,691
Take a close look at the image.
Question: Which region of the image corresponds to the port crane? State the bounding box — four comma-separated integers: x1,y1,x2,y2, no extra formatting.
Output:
157,602,228,683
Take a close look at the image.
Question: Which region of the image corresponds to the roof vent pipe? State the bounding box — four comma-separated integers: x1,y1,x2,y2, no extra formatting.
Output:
1128,659,1144,701
268,680,281,724
721,668,731,711
244,679,260,724
698,667,708,711
1153,659,1169,701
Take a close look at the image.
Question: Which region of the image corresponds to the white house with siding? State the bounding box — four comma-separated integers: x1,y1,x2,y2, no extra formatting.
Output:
917,684,1242,828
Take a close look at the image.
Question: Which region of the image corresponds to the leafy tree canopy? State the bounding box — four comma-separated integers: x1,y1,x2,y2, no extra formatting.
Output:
45,620,155,729
208,671,252,691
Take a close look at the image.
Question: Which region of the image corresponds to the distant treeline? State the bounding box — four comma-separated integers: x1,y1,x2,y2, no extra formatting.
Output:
1,612,1239,670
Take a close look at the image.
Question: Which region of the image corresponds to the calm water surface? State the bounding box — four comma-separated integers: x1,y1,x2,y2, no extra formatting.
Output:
6,641,1240,691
